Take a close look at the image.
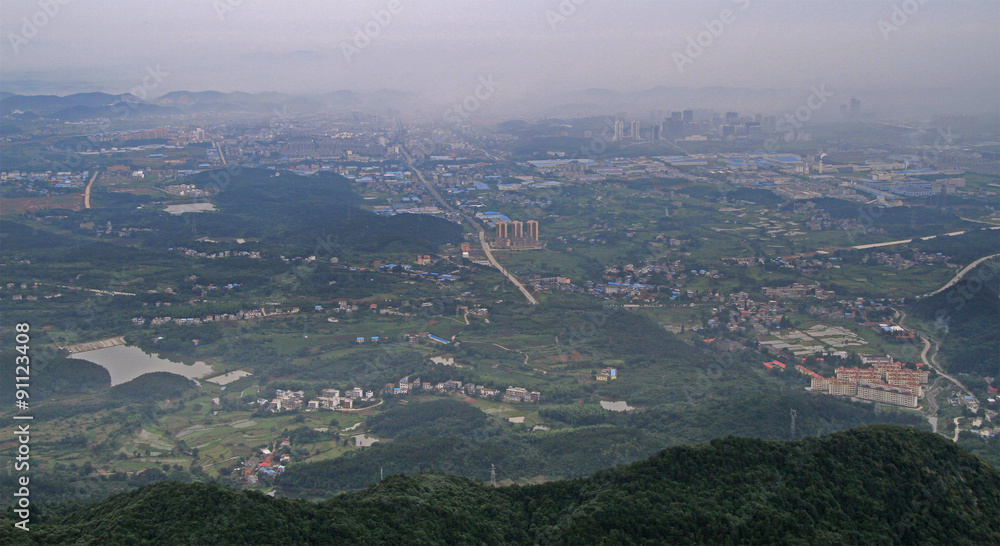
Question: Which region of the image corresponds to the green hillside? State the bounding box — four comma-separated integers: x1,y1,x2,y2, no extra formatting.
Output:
912,262,1000,377
4,426,997,544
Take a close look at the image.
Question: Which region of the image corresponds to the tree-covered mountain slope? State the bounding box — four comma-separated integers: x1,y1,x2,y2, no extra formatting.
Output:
4,425,997,545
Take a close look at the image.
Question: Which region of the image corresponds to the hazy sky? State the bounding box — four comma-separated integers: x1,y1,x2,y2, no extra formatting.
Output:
2,0,997,113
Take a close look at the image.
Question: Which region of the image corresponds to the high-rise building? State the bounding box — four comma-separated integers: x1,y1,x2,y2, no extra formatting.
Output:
682,109,694,122
526,220,539,240
665,119,684,137
614,120,625,142
631,120,641,140
510,220,523,238
651,124,662,141
496,222,508,239
725,112,739,124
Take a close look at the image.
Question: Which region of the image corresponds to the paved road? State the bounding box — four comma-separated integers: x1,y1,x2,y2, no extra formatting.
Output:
403,147,537,305
478,229,538,304
921,252,1000,298
83,171,99,209
849,225,1000,250
895,311,977,438
918,335,975,400
214,141,227,166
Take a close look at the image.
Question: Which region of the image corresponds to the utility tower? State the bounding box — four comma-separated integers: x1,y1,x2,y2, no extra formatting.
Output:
790,409,797,438
490,463,496,487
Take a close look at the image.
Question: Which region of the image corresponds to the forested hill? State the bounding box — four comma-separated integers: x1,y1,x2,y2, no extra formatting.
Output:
4,426,997,545
173,168,464,253
911,261,1000,376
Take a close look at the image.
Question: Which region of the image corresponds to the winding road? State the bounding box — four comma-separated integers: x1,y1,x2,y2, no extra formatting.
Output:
921,252,1000,298
918,336,974,400
896,309,978,440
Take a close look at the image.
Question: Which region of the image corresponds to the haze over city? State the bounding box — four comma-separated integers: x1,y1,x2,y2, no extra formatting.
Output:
2,0,998,117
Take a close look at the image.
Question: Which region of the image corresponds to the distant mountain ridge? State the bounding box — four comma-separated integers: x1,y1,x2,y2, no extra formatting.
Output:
0,89,421,120
0,92,186,122
3,83,994,120
1,92,135,114
3,426,997,544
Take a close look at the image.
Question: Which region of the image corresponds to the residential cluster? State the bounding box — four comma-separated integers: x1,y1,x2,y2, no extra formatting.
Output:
383,375,502,398
374,260,462,283
543,260,720,304
524,259,725,304
726,293,784,335
807,355,930,408
137,306,299,326
3,282,61,302
1,170,91,192
503,386,542,403
595,367,618,381
862,250,950,270
78,221,155,238
381,375,540,402
762,283,835,299
237,444,290,484
162,183,211,197
770,252,841,273
171,247,262,260
265,387,375,413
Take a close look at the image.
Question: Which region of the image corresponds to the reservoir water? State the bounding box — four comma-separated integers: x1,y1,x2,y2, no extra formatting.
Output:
69,345,214,386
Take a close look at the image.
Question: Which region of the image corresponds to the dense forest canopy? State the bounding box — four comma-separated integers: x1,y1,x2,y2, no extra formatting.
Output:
3,426,996,545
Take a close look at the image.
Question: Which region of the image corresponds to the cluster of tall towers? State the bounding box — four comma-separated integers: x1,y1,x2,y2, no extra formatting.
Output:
614,109,770,141
494,220,539,249
613,120,643,142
